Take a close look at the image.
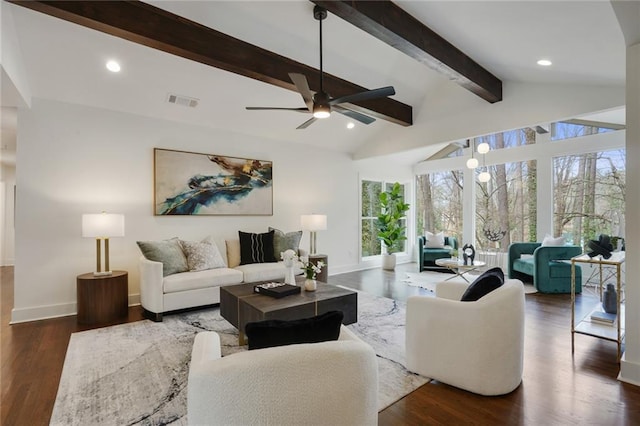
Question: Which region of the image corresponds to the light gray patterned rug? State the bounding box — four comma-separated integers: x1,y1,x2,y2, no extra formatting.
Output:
50,290,430,425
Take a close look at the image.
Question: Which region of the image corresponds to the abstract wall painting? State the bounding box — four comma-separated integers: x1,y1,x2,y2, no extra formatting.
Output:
154,148,273,215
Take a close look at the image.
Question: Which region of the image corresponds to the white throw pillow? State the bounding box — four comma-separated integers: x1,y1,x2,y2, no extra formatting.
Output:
425,231,445,248
541,235,566,247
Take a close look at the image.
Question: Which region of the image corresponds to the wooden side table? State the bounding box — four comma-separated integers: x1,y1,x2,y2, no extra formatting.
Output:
77,270,128,325
309,254,328,282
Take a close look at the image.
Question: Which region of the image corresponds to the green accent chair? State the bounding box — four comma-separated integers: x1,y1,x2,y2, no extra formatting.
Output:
508,242,582,294
418,236,458,272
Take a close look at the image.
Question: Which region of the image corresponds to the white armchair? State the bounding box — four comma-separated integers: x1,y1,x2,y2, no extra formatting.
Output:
188,326,378,425
406,279,525,396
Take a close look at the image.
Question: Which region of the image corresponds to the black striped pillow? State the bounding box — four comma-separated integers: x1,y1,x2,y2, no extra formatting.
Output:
238,230,277,265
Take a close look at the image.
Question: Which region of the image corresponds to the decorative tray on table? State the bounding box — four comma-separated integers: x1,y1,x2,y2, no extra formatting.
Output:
253,282,301,298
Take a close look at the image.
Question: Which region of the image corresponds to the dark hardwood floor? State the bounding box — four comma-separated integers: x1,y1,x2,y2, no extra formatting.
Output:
2,264,640,425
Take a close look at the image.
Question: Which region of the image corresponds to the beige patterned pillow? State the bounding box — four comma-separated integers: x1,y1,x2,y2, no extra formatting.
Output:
225,239,241,268
180,238,225,271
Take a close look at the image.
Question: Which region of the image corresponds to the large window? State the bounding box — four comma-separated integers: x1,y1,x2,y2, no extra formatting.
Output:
553,149,625,246
476,160,537,252
361,180,407,257
551,122,616,141
416,171,463,242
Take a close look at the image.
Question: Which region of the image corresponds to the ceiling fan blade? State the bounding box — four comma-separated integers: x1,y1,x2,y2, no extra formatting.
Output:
246,107,309,113
289,73,314,111
296,117,318,129
333,105,375,125
330,86,396,106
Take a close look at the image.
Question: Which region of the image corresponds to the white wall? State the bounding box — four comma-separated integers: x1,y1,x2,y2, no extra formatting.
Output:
12,98,411,323
0,163,15,265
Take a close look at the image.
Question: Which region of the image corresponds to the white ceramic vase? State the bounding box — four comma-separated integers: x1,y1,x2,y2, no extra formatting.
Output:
382,253,396,271
304,278,317,291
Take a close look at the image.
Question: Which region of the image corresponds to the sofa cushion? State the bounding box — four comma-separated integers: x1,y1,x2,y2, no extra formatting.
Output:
513,258,535,276
245,310,344,350
239,231,277,265
460,267,504,301
269,227,302,256
225,239,241,268
180,237,225,271
137,237,188,277
235,261,289,283
163,268,243,294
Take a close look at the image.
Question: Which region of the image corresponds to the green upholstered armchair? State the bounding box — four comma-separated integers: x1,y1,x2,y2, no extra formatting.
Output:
508,242,582,293
418,236,457,272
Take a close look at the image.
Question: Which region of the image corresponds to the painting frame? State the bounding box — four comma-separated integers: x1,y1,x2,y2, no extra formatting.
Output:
154,148,273,216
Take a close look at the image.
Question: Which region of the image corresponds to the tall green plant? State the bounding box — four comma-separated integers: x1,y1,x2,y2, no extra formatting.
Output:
377,182,410,254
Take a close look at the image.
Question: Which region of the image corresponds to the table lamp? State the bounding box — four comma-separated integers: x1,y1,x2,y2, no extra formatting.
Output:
82,212,125,276
301,214,327,254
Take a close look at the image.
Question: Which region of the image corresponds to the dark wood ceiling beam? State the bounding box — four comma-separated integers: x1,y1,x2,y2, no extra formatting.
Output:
8,0,412,126
311,0,503,103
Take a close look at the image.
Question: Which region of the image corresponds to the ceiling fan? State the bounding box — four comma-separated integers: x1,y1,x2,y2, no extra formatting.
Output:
246,6,396,129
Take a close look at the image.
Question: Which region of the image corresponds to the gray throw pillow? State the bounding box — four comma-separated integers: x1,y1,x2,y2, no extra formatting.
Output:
269,227,303,256
180,237,226,271
137,237,188,277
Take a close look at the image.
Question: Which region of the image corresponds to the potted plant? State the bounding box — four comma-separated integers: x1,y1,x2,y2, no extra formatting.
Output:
377,182,410,270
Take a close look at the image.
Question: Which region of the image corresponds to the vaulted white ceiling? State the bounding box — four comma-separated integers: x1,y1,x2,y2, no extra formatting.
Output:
0,0,627,165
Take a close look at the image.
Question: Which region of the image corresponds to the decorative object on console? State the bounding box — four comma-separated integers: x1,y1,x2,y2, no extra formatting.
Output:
82,212,125,276
377,182,410,270
462,244,476,266
154,148,273,216
281,249,297,285
301,214,327,254
602,283,618,314
587,234,614,259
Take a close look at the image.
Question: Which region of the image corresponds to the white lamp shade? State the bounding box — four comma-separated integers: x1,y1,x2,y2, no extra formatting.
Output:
477,142,490,154
82,213,125,238
478,171,491,182
301,214,327,231
466,157,479,169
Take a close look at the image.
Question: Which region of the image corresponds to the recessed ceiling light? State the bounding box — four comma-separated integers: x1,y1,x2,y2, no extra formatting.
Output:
106,60,121,72
537,59,552,67
347,122,355,129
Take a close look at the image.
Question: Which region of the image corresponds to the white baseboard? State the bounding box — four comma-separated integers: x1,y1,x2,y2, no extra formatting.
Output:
329,258,413,275
10,293,141,324
11,302,76,324
619,353,640,386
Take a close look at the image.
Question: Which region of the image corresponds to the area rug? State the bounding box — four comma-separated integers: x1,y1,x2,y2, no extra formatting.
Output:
402,271,467,291
50,290,429,425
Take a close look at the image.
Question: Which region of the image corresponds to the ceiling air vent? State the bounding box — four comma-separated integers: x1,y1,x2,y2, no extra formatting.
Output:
167,93,199,108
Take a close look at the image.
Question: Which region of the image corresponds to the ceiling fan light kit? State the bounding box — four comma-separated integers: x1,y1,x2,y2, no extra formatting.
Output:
246,6,396,129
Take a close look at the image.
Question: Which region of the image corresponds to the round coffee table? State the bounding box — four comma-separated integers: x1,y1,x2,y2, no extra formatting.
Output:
435,258,487,282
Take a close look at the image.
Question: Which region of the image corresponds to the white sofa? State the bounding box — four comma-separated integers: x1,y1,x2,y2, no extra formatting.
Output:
406,279,525,396
139,239,305,321
187,326,378,426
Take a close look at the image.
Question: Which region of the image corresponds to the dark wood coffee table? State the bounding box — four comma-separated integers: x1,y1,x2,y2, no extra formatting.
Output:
220,278,358,345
